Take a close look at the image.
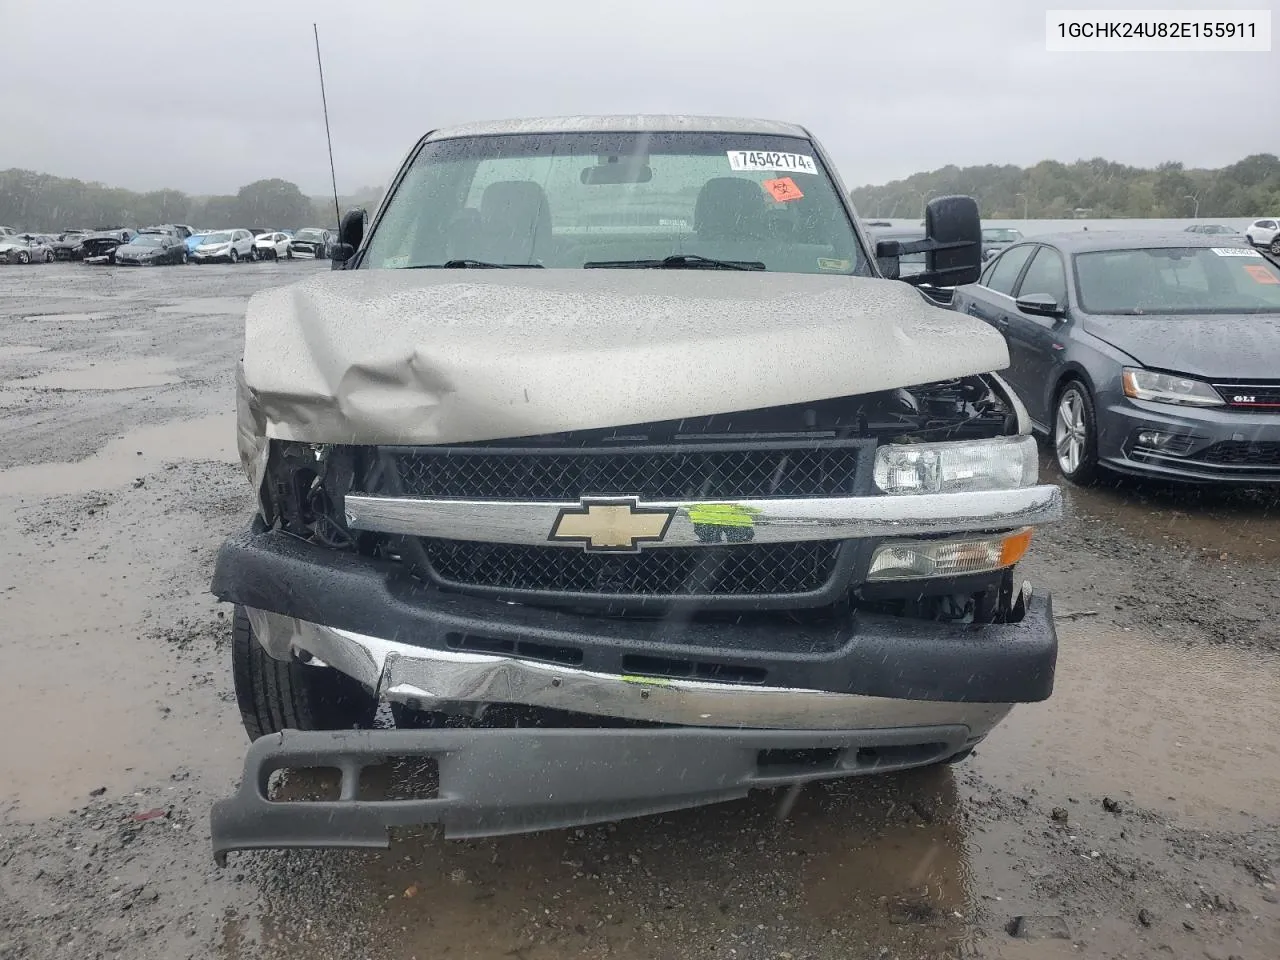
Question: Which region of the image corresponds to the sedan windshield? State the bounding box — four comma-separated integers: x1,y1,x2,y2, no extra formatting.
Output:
1075,247,1280,314
361,131,868,274
202,233,231,244
131,236,163,247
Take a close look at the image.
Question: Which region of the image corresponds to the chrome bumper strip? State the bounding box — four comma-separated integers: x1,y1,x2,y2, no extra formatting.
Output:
244,607,1014,733
342,485,1062,548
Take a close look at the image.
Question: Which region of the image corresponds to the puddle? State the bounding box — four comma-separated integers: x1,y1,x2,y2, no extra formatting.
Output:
19,356,183,391
0,412,236,497
157,297,247,316
977,623,1280,827
0,486,245,818
1043,453,1280,563
0,345,48,358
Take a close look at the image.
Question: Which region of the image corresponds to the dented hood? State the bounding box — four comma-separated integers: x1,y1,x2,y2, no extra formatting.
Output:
240,269,1009,445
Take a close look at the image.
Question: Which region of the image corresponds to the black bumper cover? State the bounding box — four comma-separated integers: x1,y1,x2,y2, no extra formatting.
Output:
211,526,1058,705
211,724,973,863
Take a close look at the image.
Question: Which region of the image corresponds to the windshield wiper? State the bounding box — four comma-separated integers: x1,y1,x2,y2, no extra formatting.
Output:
583,254,766,271
408,259,544,269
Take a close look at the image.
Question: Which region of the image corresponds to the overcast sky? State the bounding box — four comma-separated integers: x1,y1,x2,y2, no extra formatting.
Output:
3,1,1273,196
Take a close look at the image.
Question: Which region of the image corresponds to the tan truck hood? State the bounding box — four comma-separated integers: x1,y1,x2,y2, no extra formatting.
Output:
239,269,1008,446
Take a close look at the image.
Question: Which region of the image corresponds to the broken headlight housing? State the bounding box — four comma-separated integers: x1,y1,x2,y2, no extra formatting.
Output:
873,435,1038,495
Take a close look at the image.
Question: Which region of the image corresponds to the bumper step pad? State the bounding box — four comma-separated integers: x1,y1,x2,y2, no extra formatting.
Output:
211,724,968,863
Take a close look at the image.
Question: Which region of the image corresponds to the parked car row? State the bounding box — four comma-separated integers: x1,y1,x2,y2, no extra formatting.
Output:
0,224,337,265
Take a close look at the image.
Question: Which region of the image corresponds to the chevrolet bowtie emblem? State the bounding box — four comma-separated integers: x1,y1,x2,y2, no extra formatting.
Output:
549,497,675,553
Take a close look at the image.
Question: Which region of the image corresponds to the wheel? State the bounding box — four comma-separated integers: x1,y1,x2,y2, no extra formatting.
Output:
43,250,53,263
231,605,376,740
286,248,293,260
249,247,260,262
180,249,189,264
1270,237,1280,256
1053,380,1101,485
17,250,30,264
228,248,239,264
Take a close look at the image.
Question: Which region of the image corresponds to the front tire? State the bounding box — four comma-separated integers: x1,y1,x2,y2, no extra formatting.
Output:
231,605,377,740
17,250,30,264
1053,380,1101,485
1270,237,1280,256
43,250,53,263
228,249,239,264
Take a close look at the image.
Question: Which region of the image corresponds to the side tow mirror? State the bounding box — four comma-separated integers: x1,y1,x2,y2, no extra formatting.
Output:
339,208,366,250
923,195,982,286
1015,293,1066,318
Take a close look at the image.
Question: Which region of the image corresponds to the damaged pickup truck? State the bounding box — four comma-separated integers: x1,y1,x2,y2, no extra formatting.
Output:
209,116,1063,862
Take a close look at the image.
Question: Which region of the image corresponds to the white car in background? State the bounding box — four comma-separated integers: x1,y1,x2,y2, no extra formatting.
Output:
253,231,292,260
192,229,257,263
1245,218,1280,254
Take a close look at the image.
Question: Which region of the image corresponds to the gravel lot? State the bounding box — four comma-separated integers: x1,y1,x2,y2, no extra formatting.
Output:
1,261,1277,960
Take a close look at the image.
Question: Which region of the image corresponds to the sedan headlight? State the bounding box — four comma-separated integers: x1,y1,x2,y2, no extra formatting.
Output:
873,435,1038,495
1121,368,1222,407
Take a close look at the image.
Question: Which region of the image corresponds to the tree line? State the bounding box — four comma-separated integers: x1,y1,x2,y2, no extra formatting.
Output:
850,153,1280,220
0,169,384,232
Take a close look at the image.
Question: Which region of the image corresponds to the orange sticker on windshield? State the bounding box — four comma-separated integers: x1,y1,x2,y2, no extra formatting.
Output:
1244,263,1279,284
762,177,804,203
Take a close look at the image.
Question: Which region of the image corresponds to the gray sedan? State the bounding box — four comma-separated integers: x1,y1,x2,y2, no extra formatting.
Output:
950,231,1280,485
0,235,54,264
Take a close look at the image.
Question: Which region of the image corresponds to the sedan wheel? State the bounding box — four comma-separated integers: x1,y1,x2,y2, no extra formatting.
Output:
229,249,239,264
44,250,53,263
1271,237,1280,256
1053,382,1100,485
17,250,30,264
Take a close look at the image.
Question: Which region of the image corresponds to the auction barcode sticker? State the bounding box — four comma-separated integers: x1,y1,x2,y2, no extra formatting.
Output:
1211,247,1263,257
727,151,818,174
1046,9,1271,51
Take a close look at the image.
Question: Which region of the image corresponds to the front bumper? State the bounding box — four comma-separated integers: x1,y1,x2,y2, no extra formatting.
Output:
212,525,1059,704
1098,394,1280,482
211,510,1057,858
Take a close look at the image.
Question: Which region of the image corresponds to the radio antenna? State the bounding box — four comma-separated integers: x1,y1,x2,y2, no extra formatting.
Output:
313,23,341,231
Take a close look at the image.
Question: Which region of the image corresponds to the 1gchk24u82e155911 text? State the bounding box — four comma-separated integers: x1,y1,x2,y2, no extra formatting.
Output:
1046,9,1271,51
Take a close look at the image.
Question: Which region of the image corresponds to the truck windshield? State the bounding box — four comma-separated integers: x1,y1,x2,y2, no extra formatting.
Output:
361,131,869,275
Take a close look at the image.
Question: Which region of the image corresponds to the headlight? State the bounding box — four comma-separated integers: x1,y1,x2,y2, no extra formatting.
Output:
1121,368,1222,407
868,528,1033,580
873,435,1038,495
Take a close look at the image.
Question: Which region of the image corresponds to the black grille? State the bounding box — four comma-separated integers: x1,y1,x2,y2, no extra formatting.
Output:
420,539,840,596
1213,383,1280,409
392,445,863,501
1195,441,1280,466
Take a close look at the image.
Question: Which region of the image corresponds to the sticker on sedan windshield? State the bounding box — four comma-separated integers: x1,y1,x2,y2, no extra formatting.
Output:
817,258,851,271
1211,247,1262,257
762,177,804,202
1243,263,1279,284
726,150,818,174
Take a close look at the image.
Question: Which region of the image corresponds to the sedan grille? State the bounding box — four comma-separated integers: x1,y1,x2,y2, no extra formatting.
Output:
1195,441,1280,466
420,539,841,597
389,443,866,501
1212,382,1280,409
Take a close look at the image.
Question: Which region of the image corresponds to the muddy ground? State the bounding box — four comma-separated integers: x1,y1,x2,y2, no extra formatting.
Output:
0,262,1277,960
